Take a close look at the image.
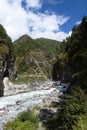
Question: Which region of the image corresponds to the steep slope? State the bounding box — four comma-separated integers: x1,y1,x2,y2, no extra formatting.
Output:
0,24,15,96
14,35,60,78
52,16,87,86
65,16,87,89
50,16,87,130
36,38,61,54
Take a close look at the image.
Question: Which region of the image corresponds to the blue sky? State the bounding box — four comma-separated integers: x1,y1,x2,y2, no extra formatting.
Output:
0,0,87,41
41,0,87,32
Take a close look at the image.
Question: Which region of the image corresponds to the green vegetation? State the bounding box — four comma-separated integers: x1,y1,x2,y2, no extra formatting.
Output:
4,109,39,130
11,74,47,84
0,43,9,54
0,24,14,54
32,106,41,111
0,24,11,55
44,87,87,130
56,87,87,130
0,24,15,81
72,114,87,130
36,38,60,54
13,35,60,77
45,16,87,130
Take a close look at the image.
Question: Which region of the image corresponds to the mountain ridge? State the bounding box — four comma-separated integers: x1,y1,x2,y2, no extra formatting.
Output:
13,34,60,78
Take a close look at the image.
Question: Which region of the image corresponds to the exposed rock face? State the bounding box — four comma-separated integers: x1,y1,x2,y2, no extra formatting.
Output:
3,77,53,96
0,52,16,96
0,44,9,96
14,35,60,78
52,62,72,82
0,72,4,96
52,53,73,83
0,24,16,96
3,77,28,96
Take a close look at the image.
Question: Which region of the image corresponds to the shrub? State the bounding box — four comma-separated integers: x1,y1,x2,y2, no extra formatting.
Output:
4,109,39,130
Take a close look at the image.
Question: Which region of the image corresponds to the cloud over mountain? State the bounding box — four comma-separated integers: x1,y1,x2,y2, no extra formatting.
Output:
0,0,69,41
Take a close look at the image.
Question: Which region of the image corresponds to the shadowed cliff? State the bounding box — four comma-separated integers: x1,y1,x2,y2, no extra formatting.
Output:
0,24,15,96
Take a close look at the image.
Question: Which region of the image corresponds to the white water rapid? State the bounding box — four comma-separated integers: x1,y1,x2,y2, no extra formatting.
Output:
0,78,66,130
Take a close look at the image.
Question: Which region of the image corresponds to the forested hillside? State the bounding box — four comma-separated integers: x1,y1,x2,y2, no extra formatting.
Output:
0,24,15,73
47,16,87,130
14,35,60,79
0,24,15,96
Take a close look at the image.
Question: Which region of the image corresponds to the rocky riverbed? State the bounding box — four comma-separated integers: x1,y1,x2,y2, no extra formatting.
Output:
0,79,67,130
3,77,53,96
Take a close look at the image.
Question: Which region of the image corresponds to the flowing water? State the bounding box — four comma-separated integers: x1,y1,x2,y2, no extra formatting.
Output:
0,81,66,130
0,81,57,129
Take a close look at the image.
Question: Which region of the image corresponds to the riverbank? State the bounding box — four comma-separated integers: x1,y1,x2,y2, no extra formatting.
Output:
0,80,66,130
3,77,53,96
0,80,54,129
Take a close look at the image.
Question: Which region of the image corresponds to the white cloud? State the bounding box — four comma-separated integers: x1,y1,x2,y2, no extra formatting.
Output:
27,12,69,41
30,30,68,41
0,0,29,41
26,0,42,9
0,0,69,41
48,0,62,5
67,31,72,37
76,21,81,25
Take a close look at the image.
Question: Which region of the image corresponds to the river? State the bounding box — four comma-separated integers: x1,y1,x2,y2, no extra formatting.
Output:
0,80,65,130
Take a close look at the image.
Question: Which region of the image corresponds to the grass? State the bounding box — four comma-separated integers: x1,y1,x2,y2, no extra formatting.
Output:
32,106,41,111
11,74,47,84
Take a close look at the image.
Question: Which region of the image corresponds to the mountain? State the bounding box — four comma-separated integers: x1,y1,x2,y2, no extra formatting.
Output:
13,35,60,79
0,24,60,95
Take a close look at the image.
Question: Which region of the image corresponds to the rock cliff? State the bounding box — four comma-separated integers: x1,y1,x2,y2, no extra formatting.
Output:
0,25,16,96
